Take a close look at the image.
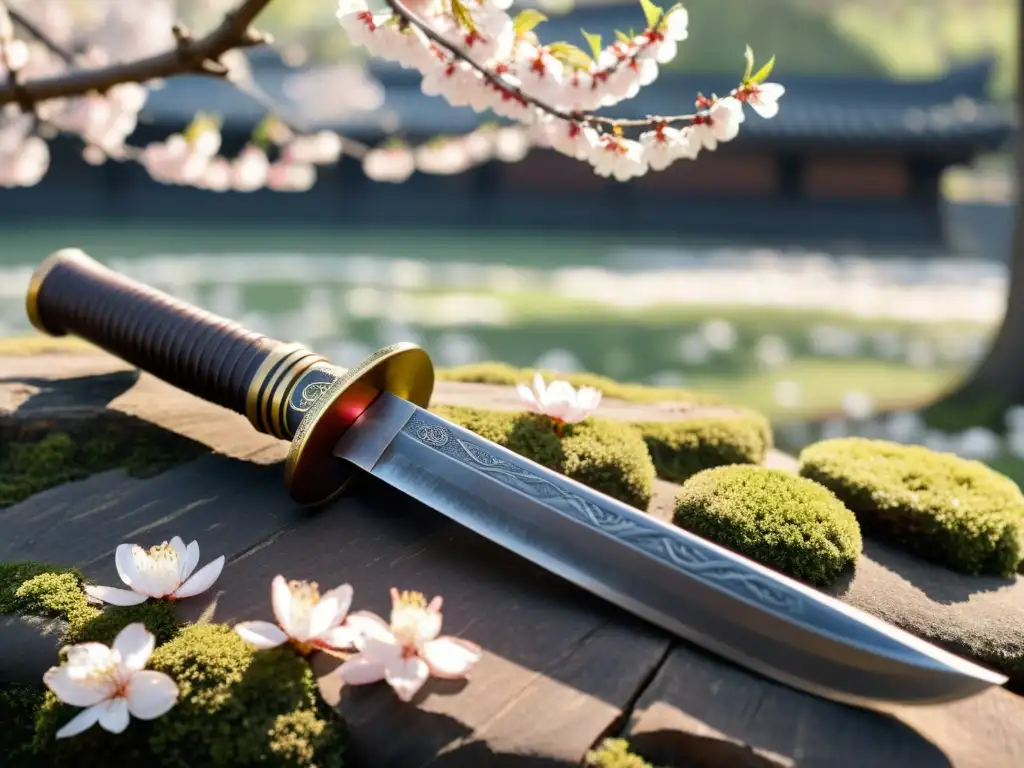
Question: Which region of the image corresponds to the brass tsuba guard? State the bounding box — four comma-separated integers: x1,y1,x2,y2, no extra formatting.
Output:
247,342,435,507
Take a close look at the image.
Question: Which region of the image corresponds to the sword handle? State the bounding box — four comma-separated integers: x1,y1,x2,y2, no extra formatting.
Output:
24,248,334,440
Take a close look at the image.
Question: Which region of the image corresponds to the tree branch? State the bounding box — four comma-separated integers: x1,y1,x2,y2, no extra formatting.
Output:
0,0,275,108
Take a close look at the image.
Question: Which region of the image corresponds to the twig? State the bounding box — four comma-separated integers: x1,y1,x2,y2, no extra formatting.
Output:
0,0,275,107
8,7,74,64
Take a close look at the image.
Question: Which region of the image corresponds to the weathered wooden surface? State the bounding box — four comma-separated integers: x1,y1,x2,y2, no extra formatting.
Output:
2,349,1024,768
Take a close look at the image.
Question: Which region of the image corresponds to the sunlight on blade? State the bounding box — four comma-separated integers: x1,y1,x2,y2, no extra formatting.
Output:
333,392,1007,710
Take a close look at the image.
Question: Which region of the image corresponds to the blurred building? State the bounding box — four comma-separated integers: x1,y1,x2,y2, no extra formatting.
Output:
0,1,1014,252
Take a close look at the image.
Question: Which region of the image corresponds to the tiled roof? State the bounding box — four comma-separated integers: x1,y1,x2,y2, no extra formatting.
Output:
141,46,1014,152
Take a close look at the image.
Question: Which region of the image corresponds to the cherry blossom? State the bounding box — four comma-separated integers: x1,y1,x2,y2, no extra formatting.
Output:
43,623,179,739
735,81,786,119
363,143,416,183
84,536,224,606
691,96,745,151
234,575,359,655
333,588,482,702
517,371,603,426
590,133,647,182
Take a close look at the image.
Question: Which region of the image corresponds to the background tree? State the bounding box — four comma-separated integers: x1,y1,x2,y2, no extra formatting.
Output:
932,0,1022,424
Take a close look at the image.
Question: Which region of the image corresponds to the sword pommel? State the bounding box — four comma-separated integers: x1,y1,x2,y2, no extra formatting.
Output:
25,249,435,507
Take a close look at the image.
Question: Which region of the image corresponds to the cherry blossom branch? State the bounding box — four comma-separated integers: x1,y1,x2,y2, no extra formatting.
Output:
383,0,698,130
384,0,581,123
0,0,275,108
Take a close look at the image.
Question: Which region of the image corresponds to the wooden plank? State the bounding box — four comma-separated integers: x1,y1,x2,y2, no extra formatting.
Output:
623,641,1024,768
3,349,1024,767
176,475,670,767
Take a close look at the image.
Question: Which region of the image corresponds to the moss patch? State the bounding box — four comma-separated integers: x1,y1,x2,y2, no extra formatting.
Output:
799,438,1024,577
34,625,347,768
0,684,45,768
673,466,863,586
0,418,208,508
437,362,726,405
1,563,348,767
636,410,772,484
586,738,656,767
432,404,655,510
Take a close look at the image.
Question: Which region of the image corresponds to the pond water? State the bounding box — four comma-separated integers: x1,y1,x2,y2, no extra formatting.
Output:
0,224,1006,420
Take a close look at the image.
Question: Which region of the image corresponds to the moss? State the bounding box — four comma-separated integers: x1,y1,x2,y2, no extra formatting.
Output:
64,600,180,646
33,624,346,767
13,571,99,629
636,410,773,484
673,466,863,586
0,420,208,509
432,405,655,509
0,685,45,767
798,438,1024,576
437,362,726,405
0,561,84,615
586,738,656,767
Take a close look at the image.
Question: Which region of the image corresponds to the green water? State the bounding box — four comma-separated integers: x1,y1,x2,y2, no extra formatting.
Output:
0,224,996,419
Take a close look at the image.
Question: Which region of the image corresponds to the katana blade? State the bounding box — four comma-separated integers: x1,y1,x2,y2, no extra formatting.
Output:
335,391,1007,709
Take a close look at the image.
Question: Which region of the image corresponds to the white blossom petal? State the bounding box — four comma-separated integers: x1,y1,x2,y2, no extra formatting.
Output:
125,670,178,720
97,697,130,734
55,704,102,739
306,594,341,640
270,575,294,636
320,584,354,621
335,654,388,685
346,611,396,648
421,637,482,678
234,620,290,649
112,623,154,673
359,634,404,667
115,543,139,588
169,537,188,575
317,624,360,650
173,555,224,598
384,655,430,702
84,585,149,606
182,540,201,581
43,665,114,707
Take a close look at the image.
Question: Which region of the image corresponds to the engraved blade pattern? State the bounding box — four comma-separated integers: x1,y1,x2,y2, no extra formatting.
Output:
333,392,1006,709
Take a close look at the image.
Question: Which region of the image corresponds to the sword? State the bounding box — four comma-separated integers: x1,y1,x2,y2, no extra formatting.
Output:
23,248,1006,709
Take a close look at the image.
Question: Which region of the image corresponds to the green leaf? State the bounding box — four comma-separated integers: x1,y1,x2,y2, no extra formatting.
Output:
638,0,663,30
750,54,776,83
548,41,593,71
580,29,602,61
449,0,477,33
513,9,548,34
615,30,632,43
743,45,754,82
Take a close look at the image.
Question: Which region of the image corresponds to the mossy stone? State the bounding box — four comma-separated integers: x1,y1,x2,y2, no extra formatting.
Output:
636,410,773,484
437,362,725,405
673,466,863,586
0,419,208,509
798,437,1024,576
432,405,655,509
0,684,44,768
586,738,655,767
32,624,347,768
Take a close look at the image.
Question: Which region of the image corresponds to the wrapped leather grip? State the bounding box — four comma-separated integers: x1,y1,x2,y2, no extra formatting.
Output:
25,248,283,418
